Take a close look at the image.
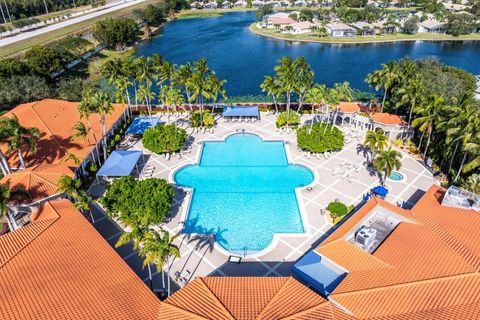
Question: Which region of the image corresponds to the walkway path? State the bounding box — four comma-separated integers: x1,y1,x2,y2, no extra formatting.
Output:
0,0,147,47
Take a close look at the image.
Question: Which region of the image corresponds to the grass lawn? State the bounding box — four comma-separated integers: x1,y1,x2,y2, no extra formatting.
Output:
0,0,163,58
177,8,255,19
250,23,480,44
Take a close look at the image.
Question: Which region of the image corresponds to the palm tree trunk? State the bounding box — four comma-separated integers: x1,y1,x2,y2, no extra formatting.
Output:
408,99,415,127
17,149,26,169
454,150,468,182
161,268,166,289
418,131,424,150
167,262,171,296
101,119,108,162
147,263,153,290
273,95,278,114
381,86,388,113
423,130,432,159
309,104,315,134
448,140,460,173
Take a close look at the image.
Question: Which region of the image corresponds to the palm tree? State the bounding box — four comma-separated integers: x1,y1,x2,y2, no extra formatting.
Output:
366,62,399,112
374,147,402,185
187,65,213,128
137,84,156,118
102,58,125,86
57,174,82,198
139,230,180,296
208,74,227,114
305,84,328,133
78,95,102,164
274,56,297,116
294,56,314,113
71,121,98,165
116,223,150,250
115,76,132,118
4,115,40,169
260,75,280,114
160,87,185,125
395,77,422,126
174,63,193,109
0,118,13,175
334,82,353,102
364,129,388,164
135,56,153,87
74,190,94,222
0,185,10,224
412,95,444,159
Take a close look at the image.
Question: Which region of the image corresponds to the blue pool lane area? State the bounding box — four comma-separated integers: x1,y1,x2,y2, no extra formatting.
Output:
174,133,314,253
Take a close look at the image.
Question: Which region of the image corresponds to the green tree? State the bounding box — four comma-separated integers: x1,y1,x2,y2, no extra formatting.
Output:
294,56,314,113
366,62,399,112
0,75,51,109
395,77,422,126
260,75,281,114
57,174,82,198
364,129,388,164
142,124,187,154
100,176,175,226
0,185,10,228
273,56,297,117
3,115,40,169
374,147,402,185
412,95,444,159
174,63,194,109
24,45,65,77
93,17,139,50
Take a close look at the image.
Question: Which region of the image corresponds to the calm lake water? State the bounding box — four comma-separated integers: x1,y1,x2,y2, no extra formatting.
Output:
135,11,480,96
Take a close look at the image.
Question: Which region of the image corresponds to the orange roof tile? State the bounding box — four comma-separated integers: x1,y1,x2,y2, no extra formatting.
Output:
311,185,480,319
337,102,360,114
370,113,406,125
0,164,74,204
159,277,353,320
1,99,126,168
0,199,160,320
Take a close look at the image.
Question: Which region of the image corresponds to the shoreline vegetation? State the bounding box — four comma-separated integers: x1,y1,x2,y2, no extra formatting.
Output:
249,22,480,44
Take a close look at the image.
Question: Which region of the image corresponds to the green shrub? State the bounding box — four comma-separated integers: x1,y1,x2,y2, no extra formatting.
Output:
327,201,348,217
297,123,344,153
275,111,300,128
100,176,175,226
142,124,187,154
190,111,214,128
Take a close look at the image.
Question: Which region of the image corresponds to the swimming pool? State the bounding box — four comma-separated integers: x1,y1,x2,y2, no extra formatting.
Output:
388,171,405,182
174,133,314,253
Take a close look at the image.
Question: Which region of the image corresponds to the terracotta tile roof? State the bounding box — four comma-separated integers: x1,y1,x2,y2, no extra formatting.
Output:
159,277,353,320
267,17,297,25
313,185,480,319
0,199,160,320
336,102,360,114
370,113,406,125
0,164,74,204
1,99,126,168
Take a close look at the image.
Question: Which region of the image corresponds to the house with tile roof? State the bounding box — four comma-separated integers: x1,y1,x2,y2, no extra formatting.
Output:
159,185,480,319
0,99,128,231
0,199,160,320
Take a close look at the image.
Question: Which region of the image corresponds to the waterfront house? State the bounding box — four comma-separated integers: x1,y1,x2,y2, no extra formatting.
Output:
418,20,447,33
351,21,376,36
369,112,413,139
252,0,266,6
372,20,397,34
190,1,203,8
233,0,248,7
325,22,357,37
286,21,316,34
294,0,307,6
443,2,468,12
203,1,218,9
222,1,233,8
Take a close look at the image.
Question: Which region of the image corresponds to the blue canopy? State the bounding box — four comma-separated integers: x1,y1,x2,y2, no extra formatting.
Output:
222,106,259,118
125,116,160,135
372,185,388,197
292,250,347,297
97,150,142,177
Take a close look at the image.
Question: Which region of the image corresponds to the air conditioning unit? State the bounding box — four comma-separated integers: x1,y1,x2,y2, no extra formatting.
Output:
355,226,377,251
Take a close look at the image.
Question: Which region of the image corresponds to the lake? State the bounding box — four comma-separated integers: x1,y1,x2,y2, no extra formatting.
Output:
135,11,480,96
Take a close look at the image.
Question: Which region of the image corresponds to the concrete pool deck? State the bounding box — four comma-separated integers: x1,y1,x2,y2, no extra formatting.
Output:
88,112,437,293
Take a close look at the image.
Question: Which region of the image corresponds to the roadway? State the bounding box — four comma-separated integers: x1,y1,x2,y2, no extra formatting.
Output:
0,0,147,48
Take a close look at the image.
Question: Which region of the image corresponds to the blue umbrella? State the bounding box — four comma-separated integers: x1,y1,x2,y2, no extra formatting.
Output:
372,186,388,197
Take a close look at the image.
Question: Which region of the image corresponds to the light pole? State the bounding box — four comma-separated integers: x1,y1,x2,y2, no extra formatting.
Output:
2,0,11,23
43,0,49,14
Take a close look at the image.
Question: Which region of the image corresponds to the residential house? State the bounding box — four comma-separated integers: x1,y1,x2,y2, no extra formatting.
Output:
418,20,447,33
252,0,266,6
286,21,316,34
443,2,468,12
222,1,233,8
190,1,203,8
159,185,480,319
294,0,307,6
369,112,413,139
203,1,218,8
325,22,357,37
372,20,397,34
233,0,248,7
0,199,161,320
350,21,376,36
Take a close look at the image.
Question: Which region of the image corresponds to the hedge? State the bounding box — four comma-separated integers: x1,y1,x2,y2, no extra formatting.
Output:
297,123,344,153
275,111,300,128
327,201,348,217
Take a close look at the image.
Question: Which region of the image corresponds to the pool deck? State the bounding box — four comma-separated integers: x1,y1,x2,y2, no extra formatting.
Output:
88,112,437,293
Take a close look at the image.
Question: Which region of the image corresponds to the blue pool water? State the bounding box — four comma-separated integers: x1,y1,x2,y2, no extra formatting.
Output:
174,133,314,253
388,171,405,181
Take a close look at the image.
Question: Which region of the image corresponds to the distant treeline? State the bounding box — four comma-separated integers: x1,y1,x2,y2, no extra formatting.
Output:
0,0,104,23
